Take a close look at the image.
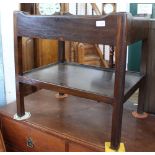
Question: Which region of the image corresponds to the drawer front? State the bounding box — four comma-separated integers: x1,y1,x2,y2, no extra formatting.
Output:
69,142,94,152
2,117,65,152
29,127,65,152
2,117,29,151
5,143,21,152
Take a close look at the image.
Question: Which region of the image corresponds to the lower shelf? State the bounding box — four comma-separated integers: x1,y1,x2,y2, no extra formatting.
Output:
21,63,144,102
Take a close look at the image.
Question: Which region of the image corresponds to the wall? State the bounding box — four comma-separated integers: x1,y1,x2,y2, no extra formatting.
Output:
117,2,129,12
0,13,6,106
0,3,20,104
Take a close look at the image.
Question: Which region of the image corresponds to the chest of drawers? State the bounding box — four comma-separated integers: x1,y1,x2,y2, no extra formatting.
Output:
0,90,104,152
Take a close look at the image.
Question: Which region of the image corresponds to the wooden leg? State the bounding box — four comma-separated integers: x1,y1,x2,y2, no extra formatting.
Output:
110,101,124,150
16,82,25,117
132,39,149,119
137,82,145,113
110,15,127,151
132,81,148,119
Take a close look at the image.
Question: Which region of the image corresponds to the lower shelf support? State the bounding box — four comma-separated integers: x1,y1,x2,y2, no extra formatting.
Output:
105,142,125,152
13,112,31,121
132,111,148,119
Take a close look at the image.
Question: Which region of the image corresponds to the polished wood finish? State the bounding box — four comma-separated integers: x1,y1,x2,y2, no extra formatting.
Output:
22,37,34,71
2,117,65,152
0,131,5,152
14,13,25,117
20,4,38,96
58,41,66,63
64,4,108,67
28,127,65,152
15,12,117,45
0,90,155,152
141,20,155,114
20,3,35,72
111,15,127,149
35,39,58,67
20,3,58,68
14,11,149,150
5,143,19,152
20,3,36,15
77,43,108,67
2,117,30,151
15,12,148,45
137,39,148,114
69,142,94,152
35,4,58,67
127,17,149,44
22,37,37,96
94,44,108,67
77,43,101,66
19,63,144,103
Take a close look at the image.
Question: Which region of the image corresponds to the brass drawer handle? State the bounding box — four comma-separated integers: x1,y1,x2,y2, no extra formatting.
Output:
26,137,34,148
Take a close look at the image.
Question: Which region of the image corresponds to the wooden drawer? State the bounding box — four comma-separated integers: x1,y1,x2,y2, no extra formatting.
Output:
2,117,29,151
1,117,65,152
69,142,94,152
29,127,65,152
5,143,21,152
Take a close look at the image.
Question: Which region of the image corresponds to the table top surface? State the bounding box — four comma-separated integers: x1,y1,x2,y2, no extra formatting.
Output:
0,89,155,151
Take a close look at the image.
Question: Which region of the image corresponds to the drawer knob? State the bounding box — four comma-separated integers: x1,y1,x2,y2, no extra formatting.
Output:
27,137,34,148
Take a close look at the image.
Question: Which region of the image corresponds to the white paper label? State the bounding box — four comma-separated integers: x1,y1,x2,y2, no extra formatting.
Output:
96,21,105,27
137,4,152,14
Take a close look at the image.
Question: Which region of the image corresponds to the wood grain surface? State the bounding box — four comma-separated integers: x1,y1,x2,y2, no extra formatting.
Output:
0,90,155,152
